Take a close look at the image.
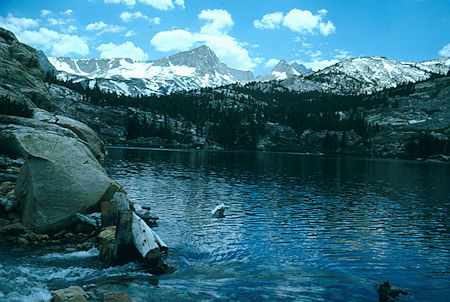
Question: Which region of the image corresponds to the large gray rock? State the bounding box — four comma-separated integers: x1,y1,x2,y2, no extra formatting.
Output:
0,27,55,112
33,109,105,159
1,122,120,233
0,27,119,233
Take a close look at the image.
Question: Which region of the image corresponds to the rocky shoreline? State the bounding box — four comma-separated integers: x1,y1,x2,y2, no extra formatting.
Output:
0,27,168,301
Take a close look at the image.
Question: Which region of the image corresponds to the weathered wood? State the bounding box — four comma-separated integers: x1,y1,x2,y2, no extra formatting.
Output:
75,213,99,228
131,212,160,260
101,201,117,227
114,192,130,212
150,227,168,254
132,203,159,226
98,226,116,267
113,211,135,265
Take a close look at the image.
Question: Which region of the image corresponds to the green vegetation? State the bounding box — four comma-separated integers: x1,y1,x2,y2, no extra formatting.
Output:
44,71,449,156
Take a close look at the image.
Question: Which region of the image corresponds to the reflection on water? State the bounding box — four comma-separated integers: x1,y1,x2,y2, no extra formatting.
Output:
104,148,450,301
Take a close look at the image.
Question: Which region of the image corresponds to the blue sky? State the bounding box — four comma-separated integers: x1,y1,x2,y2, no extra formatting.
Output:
1,0,449,75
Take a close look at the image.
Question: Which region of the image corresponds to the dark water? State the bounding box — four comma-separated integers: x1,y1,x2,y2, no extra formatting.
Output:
0,148,449,301
104,148,449,301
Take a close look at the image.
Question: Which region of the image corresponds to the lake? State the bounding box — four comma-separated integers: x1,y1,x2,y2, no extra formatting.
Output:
1,148,449,301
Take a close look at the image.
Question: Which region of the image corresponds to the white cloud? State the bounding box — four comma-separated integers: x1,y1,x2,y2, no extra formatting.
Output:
265,58,280,68
120,11,147,22
319,20,336,36
283,9,320,34
153,17,161,25
309,50,323,58
48,18,66,26
104,0,136,6
199,34,256,70
63,25,78,33
41,10,52,17
97,41,149,61
105,0,183,10
86,21,108,31
52,35,89,56
254,8,335,37
438,43,450,57
0,14,39,34
198,9,233,35
253,12,283,29
297,49,323,59
334,49,351,59
174,0,185,9
150,9,257,70
18,27,89,56
63,9,74,16
86,21,125,33
120,11,160,24
151,29,195,52
295,59,338,71
138,0,172,10
125,30,137,37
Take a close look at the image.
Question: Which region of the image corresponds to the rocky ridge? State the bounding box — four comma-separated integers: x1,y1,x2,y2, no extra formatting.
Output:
42,45,256,97
281,56,450,95
257,60,312,82
42,43,449,98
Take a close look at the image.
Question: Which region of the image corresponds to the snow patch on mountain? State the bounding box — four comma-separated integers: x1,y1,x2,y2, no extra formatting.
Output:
258,60,311,82
281,56,450,95
45,45,255,96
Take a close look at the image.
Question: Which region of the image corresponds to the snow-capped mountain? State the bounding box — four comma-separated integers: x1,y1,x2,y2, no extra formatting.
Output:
281,56,450,95
42,43,450,97
258,60,312,82
44,45,255,96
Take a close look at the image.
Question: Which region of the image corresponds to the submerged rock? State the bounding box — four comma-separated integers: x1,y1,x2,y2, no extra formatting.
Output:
377,281,408,302
211,203,226,218
103,292,131,302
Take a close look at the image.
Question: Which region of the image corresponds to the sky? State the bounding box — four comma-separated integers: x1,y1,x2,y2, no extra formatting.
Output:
0,0,449,76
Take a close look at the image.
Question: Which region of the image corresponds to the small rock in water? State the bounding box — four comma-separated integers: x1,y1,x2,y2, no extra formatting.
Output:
211,203,226,218
377,281,408,302
103,292,132,302
52,286,89,302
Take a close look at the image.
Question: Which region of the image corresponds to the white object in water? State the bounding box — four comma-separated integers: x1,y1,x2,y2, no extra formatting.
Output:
211,203,226,218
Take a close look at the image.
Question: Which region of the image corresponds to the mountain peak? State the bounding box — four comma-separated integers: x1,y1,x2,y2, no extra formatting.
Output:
154,45,224,75
291,62,312,74
271,60,291,73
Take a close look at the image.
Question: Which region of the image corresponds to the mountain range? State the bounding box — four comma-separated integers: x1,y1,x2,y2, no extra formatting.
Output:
39,45,450,97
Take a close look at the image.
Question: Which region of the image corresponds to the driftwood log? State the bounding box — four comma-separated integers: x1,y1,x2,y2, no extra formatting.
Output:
99,192,168,273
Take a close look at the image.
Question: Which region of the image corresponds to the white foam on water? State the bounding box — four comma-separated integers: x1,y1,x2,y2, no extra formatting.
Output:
39,247,100,260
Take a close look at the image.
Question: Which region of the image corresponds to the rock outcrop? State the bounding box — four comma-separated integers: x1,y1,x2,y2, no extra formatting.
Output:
0,27,120,233
0,27,55,113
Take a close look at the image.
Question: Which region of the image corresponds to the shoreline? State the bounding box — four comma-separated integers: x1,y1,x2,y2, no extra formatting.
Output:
105,145,450,164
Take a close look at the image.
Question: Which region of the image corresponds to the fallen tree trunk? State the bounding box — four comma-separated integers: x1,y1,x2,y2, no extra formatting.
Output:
99,192,168,273
75,213,100,228
131,212,161,260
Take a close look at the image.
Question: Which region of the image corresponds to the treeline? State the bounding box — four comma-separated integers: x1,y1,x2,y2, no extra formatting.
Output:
406,132,450,158
44,71,447,150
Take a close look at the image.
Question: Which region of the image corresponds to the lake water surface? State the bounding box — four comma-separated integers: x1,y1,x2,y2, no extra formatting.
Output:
0,148,448,301
104,148,449,301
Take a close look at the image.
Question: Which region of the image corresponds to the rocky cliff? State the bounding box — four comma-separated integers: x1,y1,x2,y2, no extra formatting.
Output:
0,27,120,234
